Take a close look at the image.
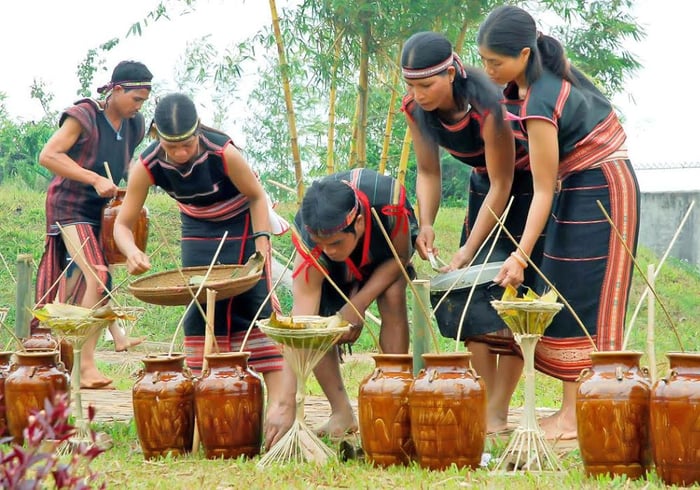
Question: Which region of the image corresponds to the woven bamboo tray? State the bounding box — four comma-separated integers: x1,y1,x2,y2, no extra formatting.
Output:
127,265,261,306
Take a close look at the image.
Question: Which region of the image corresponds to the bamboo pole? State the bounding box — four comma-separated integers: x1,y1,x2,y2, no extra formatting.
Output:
646,264,657,383
595,200,683,352
411,279,430,375
485,206,597,350
192,288,218,454
396,128,412,187
355,17,370,168
370,208,441,352
15,254,34,339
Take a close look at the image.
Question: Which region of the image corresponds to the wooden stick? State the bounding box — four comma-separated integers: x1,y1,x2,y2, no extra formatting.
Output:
370,208,441,353
240,249,296,352
485,206,597,350
622,200,695,349
267,179,296,194
595,200,684,352
290,227,382,352
646,264,657,383
168,232,228,357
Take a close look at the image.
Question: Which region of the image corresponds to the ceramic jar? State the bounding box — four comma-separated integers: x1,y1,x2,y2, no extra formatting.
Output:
132,353,195,459
358,354,414,466
408,353,486,470
651,352,700,486
576,351,651,478
0,351,14,437
4,350,70,444
101,188,149,265
194,352,264,459
23,327,73,373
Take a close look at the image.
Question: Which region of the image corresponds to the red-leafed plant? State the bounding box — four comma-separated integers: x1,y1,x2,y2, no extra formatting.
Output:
0,393,105,489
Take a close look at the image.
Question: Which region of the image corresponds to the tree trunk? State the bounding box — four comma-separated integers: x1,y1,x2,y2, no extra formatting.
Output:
326,32,342,175
379,52,401,175
356,17,370,168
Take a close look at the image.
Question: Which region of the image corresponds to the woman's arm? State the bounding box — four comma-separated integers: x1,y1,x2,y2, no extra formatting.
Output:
495,118,558,287
114,162,152,275
39,117,117,198
449,111,514,269
406,116,442,260
222,144,272,254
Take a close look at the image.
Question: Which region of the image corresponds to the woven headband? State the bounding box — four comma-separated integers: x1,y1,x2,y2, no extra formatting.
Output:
155,119,200,142
402,52,467,79
305,180,360,236
97,80,152,95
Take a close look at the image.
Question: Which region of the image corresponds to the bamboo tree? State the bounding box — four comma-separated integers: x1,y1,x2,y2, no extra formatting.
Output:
355,11,371,168
397,127,412,186
347,94,360,168
378,52,402,175
269,0,304,204
326,29,342,175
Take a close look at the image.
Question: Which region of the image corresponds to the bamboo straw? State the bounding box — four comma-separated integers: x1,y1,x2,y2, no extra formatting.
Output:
595,200,684,352
485,206,597,350
453,198,514,351
646,264,657,383
240,249,297,352
268,179,296,194
34,236,90,308
622,200,695,349
0,318,26,351
168,232,228,357
290,227,382,352
150,218,210,325
370,208,441,353
103,161,114,184
55,223,123,307
0,250,15,284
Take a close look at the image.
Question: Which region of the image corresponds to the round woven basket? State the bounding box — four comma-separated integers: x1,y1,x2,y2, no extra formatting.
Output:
127,265,261,306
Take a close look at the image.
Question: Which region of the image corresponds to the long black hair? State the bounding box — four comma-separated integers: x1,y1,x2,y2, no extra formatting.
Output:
401,31,505,141
477,5,584,86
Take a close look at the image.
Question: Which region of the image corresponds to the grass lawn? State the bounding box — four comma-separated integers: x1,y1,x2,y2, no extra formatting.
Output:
1,180,699,489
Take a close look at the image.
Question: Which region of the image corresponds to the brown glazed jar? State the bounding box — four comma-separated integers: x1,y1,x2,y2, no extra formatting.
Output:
358,354,415,466
100,188,149,265
576,351,651,478
132,353,195,459
0,351,14,437
4,350,70,444
651,352,700,486
194,352,264,459
23,327,74,373
408,353,486,470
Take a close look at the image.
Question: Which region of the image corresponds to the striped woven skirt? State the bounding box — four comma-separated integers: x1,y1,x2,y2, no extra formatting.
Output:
534,159,639,381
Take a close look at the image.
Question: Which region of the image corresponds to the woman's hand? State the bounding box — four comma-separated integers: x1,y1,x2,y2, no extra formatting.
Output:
493,254,525,288
126,250,151,275
443,246,473,273
415,225,437,261
93,175,118,198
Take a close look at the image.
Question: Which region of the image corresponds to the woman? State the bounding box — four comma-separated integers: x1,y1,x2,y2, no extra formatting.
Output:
401,31,541,433
477,5,640,439
113,93,295,449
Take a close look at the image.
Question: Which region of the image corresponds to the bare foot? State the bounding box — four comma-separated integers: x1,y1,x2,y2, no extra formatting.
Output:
264,401,295,450
81,366,113,390
315,411,358,439
539,411,577,440
114,336,145,353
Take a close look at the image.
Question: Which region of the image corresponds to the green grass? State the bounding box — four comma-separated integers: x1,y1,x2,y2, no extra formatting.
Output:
1,179,699,488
